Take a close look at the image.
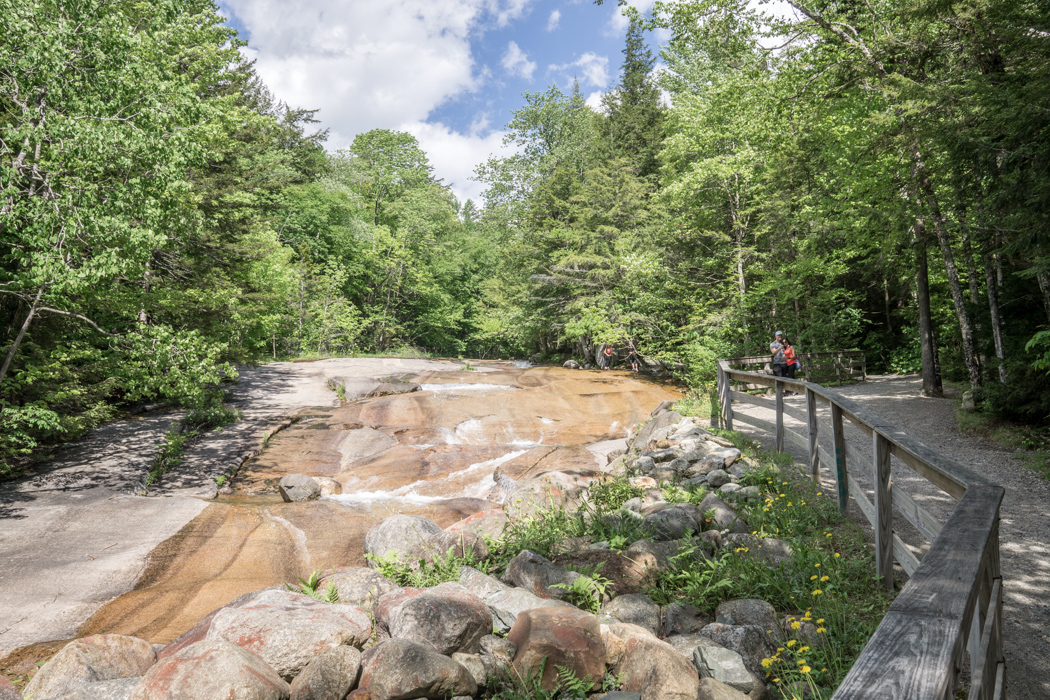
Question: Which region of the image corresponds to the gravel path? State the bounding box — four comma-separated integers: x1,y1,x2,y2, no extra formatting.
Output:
729,374,1050,699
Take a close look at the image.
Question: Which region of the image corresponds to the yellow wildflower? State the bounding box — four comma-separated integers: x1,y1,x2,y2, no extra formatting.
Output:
810,575,818,580
786,640,797,647
791,621,801,630
820,575,830,582
761,658,773,669
812,589,823,596
816,618,825,624
801,665,811,674
816,627,827,634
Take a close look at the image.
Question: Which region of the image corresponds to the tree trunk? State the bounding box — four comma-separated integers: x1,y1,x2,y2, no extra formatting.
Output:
913,220,943,397
1037,270,1050,325
0,285,45,386
982,239,1008,384
911,146,982,388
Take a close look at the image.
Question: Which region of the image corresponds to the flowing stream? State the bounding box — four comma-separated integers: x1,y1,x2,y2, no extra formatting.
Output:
77,363,679,644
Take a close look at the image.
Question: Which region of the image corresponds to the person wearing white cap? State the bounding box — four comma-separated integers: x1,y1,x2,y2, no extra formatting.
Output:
770,330,788,377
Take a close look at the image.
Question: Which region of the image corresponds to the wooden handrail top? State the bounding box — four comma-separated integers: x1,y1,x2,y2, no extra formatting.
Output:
726,350,864,364
717,361,995,495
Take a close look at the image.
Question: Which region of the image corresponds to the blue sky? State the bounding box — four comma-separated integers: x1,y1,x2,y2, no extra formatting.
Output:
216,0,668,205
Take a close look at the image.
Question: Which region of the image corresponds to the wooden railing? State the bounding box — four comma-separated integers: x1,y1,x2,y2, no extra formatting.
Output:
727,350,866,387
716,357,1005,699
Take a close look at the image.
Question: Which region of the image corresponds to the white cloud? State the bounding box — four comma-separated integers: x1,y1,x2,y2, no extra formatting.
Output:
502,41,537,80
406,122,513,205
549,52,610,88
492,0,533,27
547,9,561,30
219,0,536,211
605,0,656,35
585,91,604,111
224,0,489,148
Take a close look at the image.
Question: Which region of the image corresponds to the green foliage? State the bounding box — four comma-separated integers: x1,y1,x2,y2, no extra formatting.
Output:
483,658,614,700
549,564,613,614
286,570,340,603
366,546,483,589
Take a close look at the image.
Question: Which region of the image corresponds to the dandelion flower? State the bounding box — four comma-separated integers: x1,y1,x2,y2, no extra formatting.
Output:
791,621,801,630
801,665,811,674
834,553,840,558
810,575,818,581
786,640,797,648
817,618,825,624
817,627,827,634
821,575,830,582
812,589,823,596
761,658,773,669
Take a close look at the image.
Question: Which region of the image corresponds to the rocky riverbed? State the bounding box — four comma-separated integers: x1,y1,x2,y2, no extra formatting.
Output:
0,358,678,685
7,404,793,700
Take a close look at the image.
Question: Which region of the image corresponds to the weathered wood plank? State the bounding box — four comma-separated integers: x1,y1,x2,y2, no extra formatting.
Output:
873,432,894,589
831,613,960,699
847,473,877,529
969,578,1002,700
775,382,784,453
807,389,820,485
894,533,922,576
892,487,944,543
831,403,849,516
729,390,773,409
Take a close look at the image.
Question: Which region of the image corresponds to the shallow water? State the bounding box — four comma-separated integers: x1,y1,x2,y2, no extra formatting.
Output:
79,363,679,644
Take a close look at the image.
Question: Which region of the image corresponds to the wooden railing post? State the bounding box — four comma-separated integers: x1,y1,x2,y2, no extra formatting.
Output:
806,388,819,484
831,403,849,516
719,365,734,430
775,380,784,453
873,432,894,589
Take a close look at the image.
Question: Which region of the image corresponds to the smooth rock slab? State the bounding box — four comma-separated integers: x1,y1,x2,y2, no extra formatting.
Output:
278,474,321,502
364,514,442,568
289,646,361,700
358,639,477,700
205,588,372,679
507,607,605,691
693,645,754,693
23,634,156,699
129,640,288,700
446,508,509,540
698,494,749,533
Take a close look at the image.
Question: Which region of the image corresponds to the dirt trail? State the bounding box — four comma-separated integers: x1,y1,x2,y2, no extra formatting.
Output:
729,374,1050,699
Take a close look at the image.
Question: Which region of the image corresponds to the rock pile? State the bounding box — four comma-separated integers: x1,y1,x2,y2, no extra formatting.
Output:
21,406,800,700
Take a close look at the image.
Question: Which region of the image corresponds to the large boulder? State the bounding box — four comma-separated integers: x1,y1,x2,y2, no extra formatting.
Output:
408,530,489,568
693,645,754,693
631,411,682,451
446,509,509,540
278,474,321,503
289,646,361,700
205,588,372,679
129,640,288,700
642,508,700,541
458,566,573,633
504,471,594,519
382,582,492,655
49,678,140,700
615,634,701,700
698,494,749,533
364,514,443,568
698,623,778,676
507,607,605,691
0,678,19,700
552,549,660,596
318,567,400,613
501,549,581,600
600,622,659,668
357,639,476,700
666,633,721,660
599,595,661,637
23,635,156,699
313,477,342,497
706,470,732,489
664,603,713,637
715,600,779,631
159,588,283,660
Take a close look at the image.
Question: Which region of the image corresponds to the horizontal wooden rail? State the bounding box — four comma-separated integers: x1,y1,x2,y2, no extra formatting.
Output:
716,358,1005,699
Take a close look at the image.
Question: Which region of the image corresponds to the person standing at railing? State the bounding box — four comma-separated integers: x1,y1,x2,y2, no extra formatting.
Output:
783,338,800,379
770,330,788,377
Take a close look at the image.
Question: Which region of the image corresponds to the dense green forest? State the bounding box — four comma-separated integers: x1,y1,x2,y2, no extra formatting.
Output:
2,0,1049,470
